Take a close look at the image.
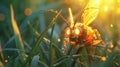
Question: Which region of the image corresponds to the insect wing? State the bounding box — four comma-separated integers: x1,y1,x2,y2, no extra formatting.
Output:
81,0,100,26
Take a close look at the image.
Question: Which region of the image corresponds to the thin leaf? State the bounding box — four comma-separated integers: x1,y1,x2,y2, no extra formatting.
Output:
49,24,55,67
31,55,39,67
28,20,65,65
53,58,69,67
38,61,49,67
0,42,4,62
4,35,17,48
23,41,32,50
25,10,61,65
10,4,26,63
2,48,19,51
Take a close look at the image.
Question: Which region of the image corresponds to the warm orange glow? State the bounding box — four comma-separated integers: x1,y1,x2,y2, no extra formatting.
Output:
74,28,80,35
24,8,32,16
66,28,71,36
101,56,106,61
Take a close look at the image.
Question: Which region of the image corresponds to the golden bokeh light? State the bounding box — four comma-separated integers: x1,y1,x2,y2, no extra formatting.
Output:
101,56,106,61
110,24,113,27
24,8,32,16
98,0,120,19
109,42,114,48
4,60,8,63
103,0,115,10
57,38,61,42
103,5,108,12
0,13,5,21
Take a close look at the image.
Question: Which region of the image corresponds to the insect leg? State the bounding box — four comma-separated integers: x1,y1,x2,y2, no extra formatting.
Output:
63,38,69,52
94,29,105,46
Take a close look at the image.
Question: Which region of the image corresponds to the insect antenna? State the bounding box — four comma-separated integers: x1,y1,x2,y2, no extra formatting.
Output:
40,9,69,26
68,8,75,28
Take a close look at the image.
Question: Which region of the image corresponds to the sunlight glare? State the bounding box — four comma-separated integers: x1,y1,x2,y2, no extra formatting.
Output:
117,0,120,3
116,7,120,14
103,5,108,12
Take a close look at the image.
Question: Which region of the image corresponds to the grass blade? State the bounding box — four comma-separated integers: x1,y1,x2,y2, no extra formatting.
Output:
38,61,49,67
54,58,68,67
4,35,17,48
49,24,55,67
25,10,61,65
0,42,4,63
31,55,39,67
10,4,26,63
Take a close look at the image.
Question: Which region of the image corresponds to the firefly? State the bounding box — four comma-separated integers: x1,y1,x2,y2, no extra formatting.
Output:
63,0,105,51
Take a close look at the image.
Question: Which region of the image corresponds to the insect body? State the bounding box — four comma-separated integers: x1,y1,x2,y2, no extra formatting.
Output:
63,0,104,51
64,22,103,48
64,23,94,45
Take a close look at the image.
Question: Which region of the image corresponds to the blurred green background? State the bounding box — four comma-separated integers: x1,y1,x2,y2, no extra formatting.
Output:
0,0,120,67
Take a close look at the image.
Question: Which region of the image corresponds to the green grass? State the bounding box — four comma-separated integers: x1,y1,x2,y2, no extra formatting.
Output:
0,0,120,67
10,4,26,64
